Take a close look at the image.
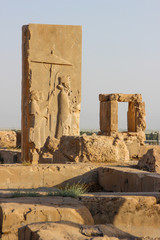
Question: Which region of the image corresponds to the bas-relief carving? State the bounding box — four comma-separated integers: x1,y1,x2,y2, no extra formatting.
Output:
22,24,82,162
29,90,48,150
56,74,71,139
28,60,80,153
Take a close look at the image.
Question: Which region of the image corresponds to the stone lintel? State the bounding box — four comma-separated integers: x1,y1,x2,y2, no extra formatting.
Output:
99,93,142,103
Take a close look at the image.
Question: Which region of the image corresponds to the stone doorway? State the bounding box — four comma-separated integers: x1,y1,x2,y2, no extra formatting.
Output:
99,93,146,136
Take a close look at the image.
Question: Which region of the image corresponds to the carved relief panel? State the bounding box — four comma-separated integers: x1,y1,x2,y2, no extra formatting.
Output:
22,24,82,162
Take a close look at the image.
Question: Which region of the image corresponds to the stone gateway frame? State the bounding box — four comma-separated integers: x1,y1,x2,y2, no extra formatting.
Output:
99,93,146,136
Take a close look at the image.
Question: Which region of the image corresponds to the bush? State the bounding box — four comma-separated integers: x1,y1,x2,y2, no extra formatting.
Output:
49,183,88,198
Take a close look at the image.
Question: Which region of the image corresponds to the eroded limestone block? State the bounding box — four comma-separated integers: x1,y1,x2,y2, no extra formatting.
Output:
50,134,129,163
22,24,82,162
99,93,142,102
0,149,21,164
81,194,160,238
135,102,146,132
98,166,160,192
0,197,93,238
99,93,146,154
138,148,160,173
100,101,118,135
18,221,137,240
118,132,146,158
0,131,16,148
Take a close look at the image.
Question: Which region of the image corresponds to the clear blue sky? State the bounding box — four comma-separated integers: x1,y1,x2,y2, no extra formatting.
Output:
0,0,160,130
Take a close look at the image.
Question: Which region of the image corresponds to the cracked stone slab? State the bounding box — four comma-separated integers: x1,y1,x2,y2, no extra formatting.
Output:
98,166,160,192
0,196,94,239
80,193,160,238
0,163,99,189
18,221,139,240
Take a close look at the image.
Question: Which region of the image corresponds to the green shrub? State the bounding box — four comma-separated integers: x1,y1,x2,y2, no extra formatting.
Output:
49,183,88,198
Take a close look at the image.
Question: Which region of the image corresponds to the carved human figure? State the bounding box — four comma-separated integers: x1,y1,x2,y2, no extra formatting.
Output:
29,91,48,149
55,75,71,139
71,95,81,135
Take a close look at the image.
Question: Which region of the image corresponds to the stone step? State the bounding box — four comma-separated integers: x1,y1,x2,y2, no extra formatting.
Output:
80,192,160,238
98,166,160,192
0,163,99,189
0,196,94,240
1,164,160,193
19,221,140,240
0,187,57,198
1,193,160,239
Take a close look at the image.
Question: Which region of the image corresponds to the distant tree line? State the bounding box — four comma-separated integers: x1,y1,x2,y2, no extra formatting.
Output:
146,132,159,141
80,130,98,136
80,130,160,141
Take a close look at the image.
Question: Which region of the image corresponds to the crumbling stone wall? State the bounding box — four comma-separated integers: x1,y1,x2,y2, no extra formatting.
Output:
99,93,146,158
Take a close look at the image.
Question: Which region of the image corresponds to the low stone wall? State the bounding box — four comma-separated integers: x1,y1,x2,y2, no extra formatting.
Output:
0,164,160,192
81,193,160,238
0,164,99,189
0,149,21,164
0,197,93,239
44,135,129,164
98,166,160,192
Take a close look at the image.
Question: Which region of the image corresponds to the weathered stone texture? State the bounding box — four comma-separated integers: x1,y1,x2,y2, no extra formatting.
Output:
99,93,146,140
81,194,160,238
100,101,118,135
47,135,129,163
98,166,160,192
19,221,137,240
99,93,146,159
0,131,16,148
1,164,160,191
0,197,93,238
138,148,160,173
0,149,21,164
0,164,98,189
99,93,142,102
119,131,146,158
22,24,82,163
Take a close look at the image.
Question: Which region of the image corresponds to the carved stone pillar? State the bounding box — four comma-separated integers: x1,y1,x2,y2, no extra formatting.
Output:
128,102,136,132
100,99,118,135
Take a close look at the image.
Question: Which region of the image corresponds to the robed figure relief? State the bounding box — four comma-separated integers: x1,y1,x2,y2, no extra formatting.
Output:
55,75,71,139
29,90,48,150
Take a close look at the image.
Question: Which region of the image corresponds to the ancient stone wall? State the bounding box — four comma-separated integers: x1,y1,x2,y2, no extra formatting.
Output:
22,24,82,162
99,93,146,135
99,93,146,158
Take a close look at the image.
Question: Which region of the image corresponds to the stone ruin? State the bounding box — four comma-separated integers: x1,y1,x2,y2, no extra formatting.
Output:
99,93,146,158
22,24,82,163
1,24,160,240
21,24,148,163
99,93,146,136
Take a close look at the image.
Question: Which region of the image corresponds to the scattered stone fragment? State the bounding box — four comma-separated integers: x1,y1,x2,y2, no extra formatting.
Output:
49,134,129,163
0,196,94,238
138,148,160,173
98,166,160,192
18,221,139,240
0,130,16,148
80,193,160,238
